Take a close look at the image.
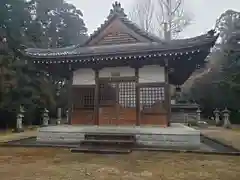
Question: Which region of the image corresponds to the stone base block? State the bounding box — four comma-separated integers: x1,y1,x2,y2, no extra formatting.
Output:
36,123,200,149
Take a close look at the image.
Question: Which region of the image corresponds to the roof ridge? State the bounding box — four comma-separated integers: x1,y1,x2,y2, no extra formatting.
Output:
166,30,218,42
78,14,117,47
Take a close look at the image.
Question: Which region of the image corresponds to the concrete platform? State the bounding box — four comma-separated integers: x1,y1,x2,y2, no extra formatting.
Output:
37,123,200,149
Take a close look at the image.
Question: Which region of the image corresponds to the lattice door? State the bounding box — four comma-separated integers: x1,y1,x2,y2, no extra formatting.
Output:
99,81,136,125
139,86,167,126
99,81,118,124
140,87,165,112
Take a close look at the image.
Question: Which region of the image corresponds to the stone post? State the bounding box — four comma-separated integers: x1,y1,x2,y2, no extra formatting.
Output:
66,109,69,124
213,108,220,126
42,108,49,126
15,106,25,133
222,108,231,129
196,108,201,121
184,113,188,124
57,108,61,125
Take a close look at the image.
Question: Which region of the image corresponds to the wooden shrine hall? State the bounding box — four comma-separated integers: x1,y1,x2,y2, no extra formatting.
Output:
24,2,218,127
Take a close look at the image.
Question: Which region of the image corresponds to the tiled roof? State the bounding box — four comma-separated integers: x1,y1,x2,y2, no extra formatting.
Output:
25,31,218,58
24,2,218,60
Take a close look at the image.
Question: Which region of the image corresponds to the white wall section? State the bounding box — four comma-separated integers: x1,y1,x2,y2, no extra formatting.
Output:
99,66,135,77
139,65,165,83
73,65,165,85
73,68,95,85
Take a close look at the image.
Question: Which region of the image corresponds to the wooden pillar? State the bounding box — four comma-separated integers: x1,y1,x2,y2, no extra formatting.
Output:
135,67,140,126
164,59,171,126
67,65,73,124
94,69,100,125
67,73,73,124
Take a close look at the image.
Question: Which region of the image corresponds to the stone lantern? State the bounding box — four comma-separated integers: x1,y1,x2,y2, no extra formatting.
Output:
175,86,181,102
15,105,25,133
196,108,201,121
222,108,231,129
42,108,49,126
213,108,220,126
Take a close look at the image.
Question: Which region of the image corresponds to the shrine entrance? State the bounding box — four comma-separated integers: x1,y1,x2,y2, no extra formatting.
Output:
98,79,137,125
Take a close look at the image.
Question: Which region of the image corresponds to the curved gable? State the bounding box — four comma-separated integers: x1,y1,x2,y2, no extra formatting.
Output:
84,2,161,46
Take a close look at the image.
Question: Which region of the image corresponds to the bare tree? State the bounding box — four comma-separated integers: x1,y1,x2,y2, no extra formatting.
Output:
129,0,155,33
129,0,191,39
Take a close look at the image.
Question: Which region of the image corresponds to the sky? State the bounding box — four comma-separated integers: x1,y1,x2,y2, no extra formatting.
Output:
67,0,240,38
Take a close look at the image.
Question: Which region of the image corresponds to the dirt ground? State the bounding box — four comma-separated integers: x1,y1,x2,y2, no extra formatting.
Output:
201,126,240,151
0,148,239,180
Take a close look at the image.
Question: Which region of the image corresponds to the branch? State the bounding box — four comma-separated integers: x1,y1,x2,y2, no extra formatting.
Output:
171,0,182,15
129,0,154,32
157,0,169,13
156,0,166,23
130,0,192,38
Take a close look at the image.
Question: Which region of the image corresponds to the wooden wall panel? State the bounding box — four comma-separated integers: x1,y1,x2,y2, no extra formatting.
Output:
72,108,167,126
98,107,136,125
71,109,94,125
141,114,168,127
96,32,137,45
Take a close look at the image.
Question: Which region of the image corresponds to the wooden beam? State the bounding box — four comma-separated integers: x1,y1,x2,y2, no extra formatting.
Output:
164,59,171,126
137,82,165,88
135,67,140,126
99,76,136,82
142,112,167,115
71,84,95,88
94,69,100,125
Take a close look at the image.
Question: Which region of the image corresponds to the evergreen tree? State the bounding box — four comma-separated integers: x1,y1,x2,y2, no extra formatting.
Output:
0,0,88,127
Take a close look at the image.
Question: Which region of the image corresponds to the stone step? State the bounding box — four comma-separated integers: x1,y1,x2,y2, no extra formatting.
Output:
81,139,135,144
80,139,136,149
70,147,132,154
85,133,135,141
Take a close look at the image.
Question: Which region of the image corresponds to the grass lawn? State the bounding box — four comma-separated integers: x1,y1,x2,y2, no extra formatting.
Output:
232,128,240,132
0,126,38,135
0,130,12,136
0,130,37,143
0,148,239,180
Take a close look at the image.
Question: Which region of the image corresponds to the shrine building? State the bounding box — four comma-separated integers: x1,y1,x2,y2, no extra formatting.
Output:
24,2,218,127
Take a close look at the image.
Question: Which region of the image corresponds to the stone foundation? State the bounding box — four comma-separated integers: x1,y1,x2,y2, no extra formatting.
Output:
37,123,200,149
